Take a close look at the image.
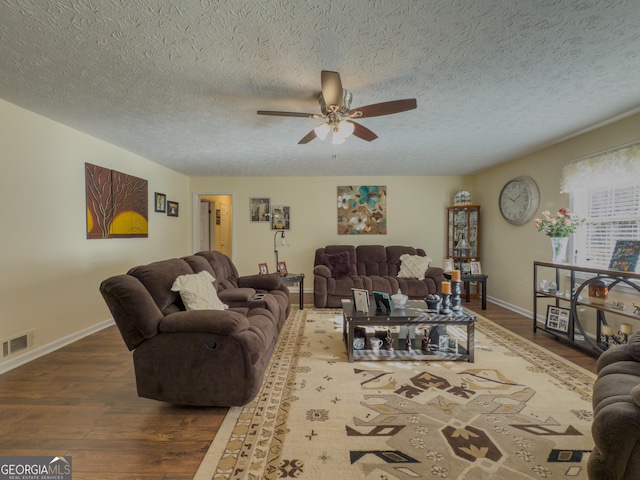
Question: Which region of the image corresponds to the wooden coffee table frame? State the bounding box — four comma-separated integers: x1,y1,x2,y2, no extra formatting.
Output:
342,299,476,363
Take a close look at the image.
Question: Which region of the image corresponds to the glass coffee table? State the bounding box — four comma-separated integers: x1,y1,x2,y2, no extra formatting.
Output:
342,299,476,363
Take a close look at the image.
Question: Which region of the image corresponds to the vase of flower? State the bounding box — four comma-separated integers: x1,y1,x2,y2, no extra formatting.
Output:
534,208,585,264
550,237,569,264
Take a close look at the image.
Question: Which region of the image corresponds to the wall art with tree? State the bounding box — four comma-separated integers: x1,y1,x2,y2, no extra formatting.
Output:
85,163,148,239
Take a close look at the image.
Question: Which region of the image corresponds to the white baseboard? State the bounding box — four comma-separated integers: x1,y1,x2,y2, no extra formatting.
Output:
486,295,533,319
0,318,115,375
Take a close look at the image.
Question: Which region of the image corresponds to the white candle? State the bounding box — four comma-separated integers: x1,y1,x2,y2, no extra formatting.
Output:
620,323,634,334
601,325,614,336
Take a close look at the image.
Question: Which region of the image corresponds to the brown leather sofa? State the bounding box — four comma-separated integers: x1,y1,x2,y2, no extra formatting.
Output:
99,250,290,407
313,245,445,308
588,331,640,480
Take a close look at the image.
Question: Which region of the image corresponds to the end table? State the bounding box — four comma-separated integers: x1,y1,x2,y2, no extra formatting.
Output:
280,273,305,310
445,272,488,310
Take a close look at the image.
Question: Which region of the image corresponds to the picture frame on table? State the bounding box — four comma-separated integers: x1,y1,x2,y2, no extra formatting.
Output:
545,305,570,333
461,262,471,274
443,258,454,272
167,201,179,217
277,261,288,276
470,261,482,275
258,263,269,274
154,192,166,213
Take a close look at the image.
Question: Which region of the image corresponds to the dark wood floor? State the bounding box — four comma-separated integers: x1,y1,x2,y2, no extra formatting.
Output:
0,295,597,479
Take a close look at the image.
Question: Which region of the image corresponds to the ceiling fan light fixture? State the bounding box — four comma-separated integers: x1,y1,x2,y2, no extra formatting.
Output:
331,131,346,145
314,123,330,140
338,120,354,138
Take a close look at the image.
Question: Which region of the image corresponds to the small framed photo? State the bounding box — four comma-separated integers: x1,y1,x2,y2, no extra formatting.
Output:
250,198,270,222
167,201,179,217
461,262,471,274
443,258,454,272
258,263,269,274
470,261,482,275
545,305,570,333
154,192,167,213
277,261,288,276
271,205,290,230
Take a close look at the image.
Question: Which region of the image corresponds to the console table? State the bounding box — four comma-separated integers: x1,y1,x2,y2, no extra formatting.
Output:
280,273,305,310
533,261,640,355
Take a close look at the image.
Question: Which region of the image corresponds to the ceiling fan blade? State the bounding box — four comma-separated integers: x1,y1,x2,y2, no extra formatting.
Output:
351,121,378,142
350,98,417,118
257,110,320,118
321,70,343,110
298,130,317,144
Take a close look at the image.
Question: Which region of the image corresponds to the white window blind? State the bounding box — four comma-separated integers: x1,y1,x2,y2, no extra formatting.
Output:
572,183,640,270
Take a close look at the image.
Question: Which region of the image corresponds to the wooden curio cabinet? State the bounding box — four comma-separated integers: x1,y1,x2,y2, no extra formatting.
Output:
447,205,481,270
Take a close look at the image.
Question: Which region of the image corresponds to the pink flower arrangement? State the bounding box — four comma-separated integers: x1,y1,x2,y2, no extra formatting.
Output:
534,208,585,237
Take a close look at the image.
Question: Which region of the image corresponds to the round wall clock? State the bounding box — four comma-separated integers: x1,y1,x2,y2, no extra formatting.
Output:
498,176,540,225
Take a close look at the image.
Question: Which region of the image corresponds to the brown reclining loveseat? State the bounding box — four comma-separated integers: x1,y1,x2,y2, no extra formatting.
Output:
100,250,290,407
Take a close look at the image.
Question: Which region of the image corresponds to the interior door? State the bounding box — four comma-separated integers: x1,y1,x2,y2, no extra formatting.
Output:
219,201,231,257
199,200,210,251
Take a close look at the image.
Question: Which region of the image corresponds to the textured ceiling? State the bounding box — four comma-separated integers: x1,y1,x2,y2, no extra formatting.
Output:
1,0,640,176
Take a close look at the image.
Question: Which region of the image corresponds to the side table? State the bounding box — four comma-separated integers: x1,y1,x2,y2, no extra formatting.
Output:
445,272,488,310
280,273,305,310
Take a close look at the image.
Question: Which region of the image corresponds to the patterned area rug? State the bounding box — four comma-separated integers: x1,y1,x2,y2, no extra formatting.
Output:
194,308,595,479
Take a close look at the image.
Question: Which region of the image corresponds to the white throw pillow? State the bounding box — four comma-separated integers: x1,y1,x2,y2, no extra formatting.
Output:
397,254,432,281
171,270,227,311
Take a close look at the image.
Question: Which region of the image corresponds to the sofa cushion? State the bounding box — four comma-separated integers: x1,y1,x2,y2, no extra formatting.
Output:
324,251,352,279
397,254,432,280
171,270,226,311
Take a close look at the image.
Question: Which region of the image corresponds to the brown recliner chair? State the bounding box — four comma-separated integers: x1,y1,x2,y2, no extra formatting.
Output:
99,251,290,407
588,331,640,479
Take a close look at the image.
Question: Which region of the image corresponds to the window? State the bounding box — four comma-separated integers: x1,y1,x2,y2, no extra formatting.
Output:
562,141,640,272
572,182,640,271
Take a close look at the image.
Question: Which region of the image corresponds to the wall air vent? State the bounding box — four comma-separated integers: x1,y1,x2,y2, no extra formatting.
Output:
1,330,34,359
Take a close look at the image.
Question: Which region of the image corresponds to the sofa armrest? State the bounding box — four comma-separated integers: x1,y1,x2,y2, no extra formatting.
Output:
313,265,331,278
425,267,445,279
159,310,249,335
218,288,256,303
237,273,282,290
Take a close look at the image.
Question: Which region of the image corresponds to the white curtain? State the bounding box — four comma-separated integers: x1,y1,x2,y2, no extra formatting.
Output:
560,141,640,192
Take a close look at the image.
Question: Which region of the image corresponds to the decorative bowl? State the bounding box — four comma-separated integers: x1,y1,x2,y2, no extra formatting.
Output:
391,290,408,309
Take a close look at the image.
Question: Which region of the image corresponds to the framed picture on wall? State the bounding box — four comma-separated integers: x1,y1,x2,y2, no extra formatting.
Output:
154,192,166,213
271,205,290,230
250,198,271,222
167,201,179,217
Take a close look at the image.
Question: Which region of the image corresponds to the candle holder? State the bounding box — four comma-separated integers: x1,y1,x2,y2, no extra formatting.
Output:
451,280,462,314
440,293,452,315
601,323,633,349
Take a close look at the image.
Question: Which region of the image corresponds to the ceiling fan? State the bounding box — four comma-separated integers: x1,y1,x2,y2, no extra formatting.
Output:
257,70,417,145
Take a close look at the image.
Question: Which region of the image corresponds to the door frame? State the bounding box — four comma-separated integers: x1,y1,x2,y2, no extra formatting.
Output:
192,191,235,261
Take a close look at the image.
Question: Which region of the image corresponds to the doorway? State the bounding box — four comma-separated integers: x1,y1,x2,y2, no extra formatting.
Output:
193,193,233,259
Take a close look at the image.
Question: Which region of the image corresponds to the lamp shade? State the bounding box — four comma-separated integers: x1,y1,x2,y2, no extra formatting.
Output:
314,123,330,140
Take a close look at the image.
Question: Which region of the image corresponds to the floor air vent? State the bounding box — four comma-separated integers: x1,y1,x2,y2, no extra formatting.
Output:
2,331,34,359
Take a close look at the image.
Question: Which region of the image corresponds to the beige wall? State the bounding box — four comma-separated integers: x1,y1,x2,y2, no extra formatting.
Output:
474,112,640,315
3,91,639,370
190,176,474,281
0,99,191,370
